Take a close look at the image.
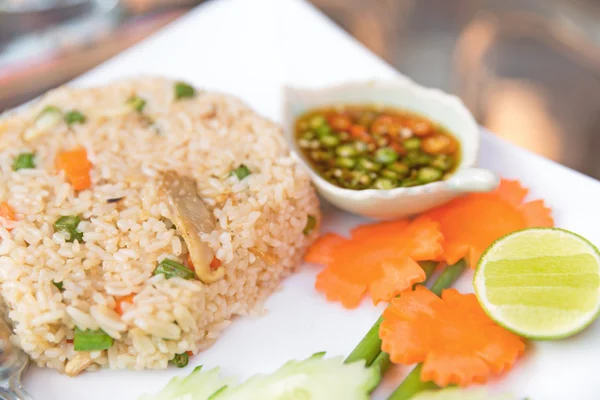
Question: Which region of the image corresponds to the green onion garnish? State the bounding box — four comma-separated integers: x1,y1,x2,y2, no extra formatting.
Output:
171,352,189,368
126,96,147,112
303,215,317,236
73,327,113,351
231,164,251,180
53,281,64,291
174,82,196,100
12,153,35,171
64,110,86,125
54,215,84,243
153,258,195,280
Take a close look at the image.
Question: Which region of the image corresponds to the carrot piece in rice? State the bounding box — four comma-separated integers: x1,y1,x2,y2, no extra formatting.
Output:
115,294,135,315
0,202,15,230
56,147,92,191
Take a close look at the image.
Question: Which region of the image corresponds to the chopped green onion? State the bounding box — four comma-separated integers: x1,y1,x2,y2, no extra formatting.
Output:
303,215,317,236
171,352,189,368
73,327,113,351
232,164,251,180
174,82,196,100
36,106,63,128
64,110,86,125
52,281,64,291
12,152,35,171
126,96,147,112
153,258,195,280
54,215,83,243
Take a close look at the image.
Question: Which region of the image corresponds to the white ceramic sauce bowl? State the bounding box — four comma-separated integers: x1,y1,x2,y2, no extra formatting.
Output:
282,79,500,220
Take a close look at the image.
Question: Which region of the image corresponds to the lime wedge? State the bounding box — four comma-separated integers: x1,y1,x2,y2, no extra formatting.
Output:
474,228,600,340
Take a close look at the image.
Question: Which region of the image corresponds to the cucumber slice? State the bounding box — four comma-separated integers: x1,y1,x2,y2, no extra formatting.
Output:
215,353,379,400
138,353,378,400
138,366,234,400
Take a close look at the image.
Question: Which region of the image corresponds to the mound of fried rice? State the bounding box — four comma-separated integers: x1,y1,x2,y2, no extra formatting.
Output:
0,77,320,374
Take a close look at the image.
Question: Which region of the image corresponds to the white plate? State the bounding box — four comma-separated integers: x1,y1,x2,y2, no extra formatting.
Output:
22,0,600,399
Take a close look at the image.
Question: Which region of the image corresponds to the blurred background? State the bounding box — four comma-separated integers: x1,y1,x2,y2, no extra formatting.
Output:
1,0,600,179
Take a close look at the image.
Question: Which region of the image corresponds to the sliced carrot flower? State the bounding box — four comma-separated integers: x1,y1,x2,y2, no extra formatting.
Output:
422,179,553,267
305,217,443,308
380,286,525,387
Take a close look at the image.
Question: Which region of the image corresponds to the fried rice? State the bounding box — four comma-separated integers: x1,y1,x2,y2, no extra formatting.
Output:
0,77,320,374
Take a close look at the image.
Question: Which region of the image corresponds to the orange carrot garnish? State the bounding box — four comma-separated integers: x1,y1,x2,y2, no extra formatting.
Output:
380,285,525,387
56,147,92,191
305,217,443,308
115,294,135,315
422,179,553,267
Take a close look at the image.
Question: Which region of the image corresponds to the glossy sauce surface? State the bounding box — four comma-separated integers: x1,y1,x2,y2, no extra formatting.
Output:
295,105,461,190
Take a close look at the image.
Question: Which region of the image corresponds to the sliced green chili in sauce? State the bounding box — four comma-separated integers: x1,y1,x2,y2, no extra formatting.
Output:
73,327,113,351
153,258,195,280
54,215,84,243
13,153,36,171
171,352,189,368
64,110,86,125
295,105,460,190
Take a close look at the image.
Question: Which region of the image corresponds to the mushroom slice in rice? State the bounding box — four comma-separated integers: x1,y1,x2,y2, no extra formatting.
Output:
160,171,224,283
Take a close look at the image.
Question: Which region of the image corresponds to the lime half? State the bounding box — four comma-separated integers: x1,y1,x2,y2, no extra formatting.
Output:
474,228,600,340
